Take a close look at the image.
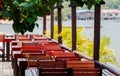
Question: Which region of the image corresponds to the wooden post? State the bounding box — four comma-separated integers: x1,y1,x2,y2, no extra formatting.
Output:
0,0,3,9
94,4,101,68
39,67,42,76
6,42,10,61
42,0,47,35
19,61,28,76
67,68,73,76
50,9,54,39
43,15,46,35
13,58,19,76
57,2,63,44
2,42,5,61
70,1,76,51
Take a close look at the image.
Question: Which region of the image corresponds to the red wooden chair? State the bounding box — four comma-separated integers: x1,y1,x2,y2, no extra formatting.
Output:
22,42,39,46
0,34,5,61
17,36,31,41
38,68,73,76
66,60,101,76
42,44,63,51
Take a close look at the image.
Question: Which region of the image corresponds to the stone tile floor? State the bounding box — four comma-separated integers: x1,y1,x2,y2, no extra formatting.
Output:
0,61,13,76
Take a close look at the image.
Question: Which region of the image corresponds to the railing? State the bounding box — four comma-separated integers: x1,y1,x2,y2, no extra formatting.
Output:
60,44,120,76
96,61,120,76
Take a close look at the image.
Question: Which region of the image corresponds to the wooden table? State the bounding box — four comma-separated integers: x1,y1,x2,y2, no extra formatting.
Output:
4,34,15,61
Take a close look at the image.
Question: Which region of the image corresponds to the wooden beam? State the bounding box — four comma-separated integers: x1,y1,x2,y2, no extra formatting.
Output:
70,1,76,51
43,15,46,35
0,0,3,9
57,4,63,44
94,5,101,67
42,0,47,35
50,9,54,39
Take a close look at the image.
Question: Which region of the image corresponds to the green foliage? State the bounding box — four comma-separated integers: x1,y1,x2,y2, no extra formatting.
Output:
51,25,119,66
1,0,46,34
54,9,68,21
102,0,120,9
0,0,102,34
100,36,116,64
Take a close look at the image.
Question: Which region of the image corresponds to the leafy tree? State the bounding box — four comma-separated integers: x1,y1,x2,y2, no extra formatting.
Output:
102,0,120,9
0,0,47,34
0,0,102,34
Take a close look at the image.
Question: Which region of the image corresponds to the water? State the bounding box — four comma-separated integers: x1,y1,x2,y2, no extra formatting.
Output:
57,20,120,64
101,20,120,63
0,19,120,63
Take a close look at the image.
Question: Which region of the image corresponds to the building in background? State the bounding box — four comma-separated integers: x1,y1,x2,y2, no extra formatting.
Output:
67,10,94,20
67,9,120,20
101,9,120,20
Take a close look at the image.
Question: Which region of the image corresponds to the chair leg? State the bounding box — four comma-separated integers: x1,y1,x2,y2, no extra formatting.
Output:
2,50,5,61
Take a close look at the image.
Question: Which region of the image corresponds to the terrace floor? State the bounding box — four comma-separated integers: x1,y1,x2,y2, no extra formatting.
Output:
0,60,13,76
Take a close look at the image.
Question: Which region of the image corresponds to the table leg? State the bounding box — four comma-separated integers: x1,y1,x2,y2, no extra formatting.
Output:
6,42,10,61
2,42,5,61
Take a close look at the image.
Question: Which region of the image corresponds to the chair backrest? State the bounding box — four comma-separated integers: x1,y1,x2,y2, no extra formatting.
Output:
27,54,53,61
0,34,5,42
34,37,48,40
17,37,31,41
66,60,95,68
51,51,75,56
21,49,44,54
22,42,38,46
21,46,42,49
28,60,65,68
55,56,80,61
73,68,101,76
43,44,63,51
38,68,73,76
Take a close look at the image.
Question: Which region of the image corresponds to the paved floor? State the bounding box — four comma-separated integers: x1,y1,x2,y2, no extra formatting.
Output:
0,61,13,76
0,43,13,76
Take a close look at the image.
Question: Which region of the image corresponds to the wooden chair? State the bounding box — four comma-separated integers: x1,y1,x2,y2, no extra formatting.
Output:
27,54,53,61
27,60,65,68
21,45,41,48
38,68,73,76
66,61,95,68
55,56,80,61
73,68,101,76
42,44,63,51
33,36,48,41
0,34,5,61
18,59,66,76
22,42,39,46
25,67,73,76
17,37,31,41
66,61,102,76
51,52,80,61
